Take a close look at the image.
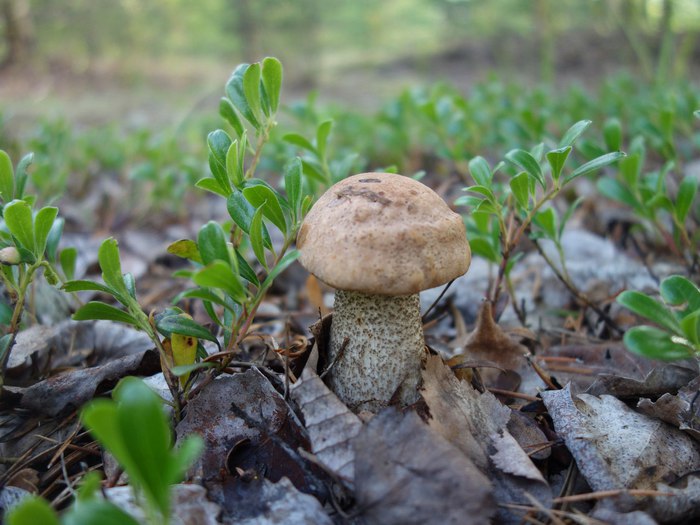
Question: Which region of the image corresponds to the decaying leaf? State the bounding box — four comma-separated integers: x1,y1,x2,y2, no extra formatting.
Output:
176,369,327,499
542,385,700,516
19,349,160,417
637,376,700,441
206,476,332,525
353,408,495,525
586,361,699,399
420,355,552,524
289,361,362,489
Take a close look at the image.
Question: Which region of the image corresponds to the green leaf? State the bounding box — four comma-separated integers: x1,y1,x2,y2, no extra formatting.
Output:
197,221,230,266
597,178,640,210
207,130,233,195
14,153,33,200
468,156,492,187
505,149,545,189
6,496,60,525
250,204,268,269
558,120,592,148
33,206,58,258
261,249,300,290
565,151,626,183
225,140,244,188
193,261,247,304
617,290,682,335
261,57,283,114
0,150,14,202
509,172,530,210
59,247,78,280
3,199,34,252
675,175,698,223
226,63,259,128
463,185,496,202
97,239,130,304
111,377,174,517
63,499,141,525
316,120,333,160
284,157,303,221
157,314,218,344
0,300,12,325
165,435,204,488
468,237,500,264
243,181,288,234
236,249,260,286
227,189,272,250
283,133,317,154
660,275,700,313
243,62,263,126
546,146,572,182
171,361,216,377
63,279,117,295
195,177,228,197
603,118,622,151
623,326,695,360
72,302,139,326
219,97,245,139
167,239,203,264
533,208,558,240
45,216,64,262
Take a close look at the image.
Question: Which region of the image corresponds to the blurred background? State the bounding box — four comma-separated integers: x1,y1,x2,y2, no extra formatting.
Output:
1,0,699,128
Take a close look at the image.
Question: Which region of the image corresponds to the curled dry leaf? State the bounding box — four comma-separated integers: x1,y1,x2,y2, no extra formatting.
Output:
586,361,699,399
289,361,362,490
542,385,700,518
353,408,494,525
19,349,160,417
637,376,700,442
420,355,551,524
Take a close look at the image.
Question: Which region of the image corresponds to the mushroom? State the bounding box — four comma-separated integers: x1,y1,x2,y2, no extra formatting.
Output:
297,173,470,411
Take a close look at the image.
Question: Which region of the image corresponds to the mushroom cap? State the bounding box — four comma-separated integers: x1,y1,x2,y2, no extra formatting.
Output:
297,173,471,295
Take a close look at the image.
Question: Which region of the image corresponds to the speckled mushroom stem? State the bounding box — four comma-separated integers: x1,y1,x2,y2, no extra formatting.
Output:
328,289,425,412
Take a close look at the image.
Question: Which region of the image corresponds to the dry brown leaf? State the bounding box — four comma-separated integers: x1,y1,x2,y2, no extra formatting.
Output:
289,363,362,489
353,408,494,525
420,355,552,524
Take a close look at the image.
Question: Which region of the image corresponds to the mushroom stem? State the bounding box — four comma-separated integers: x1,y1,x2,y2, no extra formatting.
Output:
328,290,425,412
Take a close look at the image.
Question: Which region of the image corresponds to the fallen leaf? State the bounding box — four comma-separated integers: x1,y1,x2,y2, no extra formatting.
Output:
421,355,552,524
19,349,160,417
353,408,495,525
637,376,700,442
289,362,362,490
206,476,333,525
542,385,700,516
176,369,328,500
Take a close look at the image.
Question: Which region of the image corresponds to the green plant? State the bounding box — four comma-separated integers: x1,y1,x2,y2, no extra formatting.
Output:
617,275,700,360
6,377,203,525
455,120,625,321
596,117,698,268
0,150,72,392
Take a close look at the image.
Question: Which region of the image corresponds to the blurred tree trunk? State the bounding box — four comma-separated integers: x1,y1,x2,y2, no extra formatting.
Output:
0,0,32,69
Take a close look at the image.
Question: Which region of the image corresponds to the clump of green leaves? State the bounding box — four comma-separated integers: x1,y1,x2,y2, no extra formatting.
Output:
456,120,625,318
596,117,698,268
7,377,203,525
0,150,73,391
618,275,700,360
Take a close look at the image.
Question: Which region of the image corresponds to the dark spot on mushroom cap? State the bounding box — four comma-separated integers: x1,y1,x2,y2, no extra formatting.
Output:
359,178,381,183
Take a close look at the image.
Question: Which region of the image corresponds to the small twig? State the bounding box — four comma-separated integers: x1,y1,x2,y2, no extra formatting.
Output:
319,338,348,380
486,388,540,402
552,488,673,504
421,279,455,323
532,239,623,335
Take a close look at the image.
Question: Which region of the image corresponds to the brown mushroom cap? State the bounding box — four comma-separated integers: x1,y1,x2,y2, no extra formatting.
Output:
297,173,471,295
